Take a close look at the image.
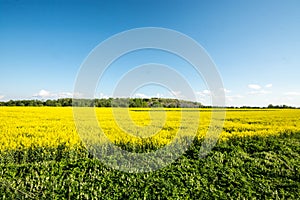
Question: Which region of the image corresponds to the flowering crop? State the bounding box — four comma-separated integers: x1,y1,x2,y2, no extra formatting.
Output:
0,107,299,151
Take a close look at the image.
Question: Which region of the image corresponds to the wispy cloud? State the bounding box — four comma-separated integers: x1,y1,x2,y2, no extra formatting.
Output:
265,84,273,88
196,88,230,96
284,92,300,96
0,95,4,100
195,90,210,105
248,84,261,90
33,90,73,99
248,90,271,95
170,90,184,98
196,88,239,105
247,83,272,95
226,94,244,102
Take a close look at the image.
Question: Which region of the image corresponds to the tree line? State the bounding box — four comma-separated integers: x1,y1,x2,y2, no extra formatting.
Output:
0,98,203,108
0,98,297,108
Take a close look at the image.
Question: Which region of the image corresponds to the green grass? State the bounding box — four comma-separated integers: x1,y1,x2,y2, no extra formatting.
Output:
0,133,299,199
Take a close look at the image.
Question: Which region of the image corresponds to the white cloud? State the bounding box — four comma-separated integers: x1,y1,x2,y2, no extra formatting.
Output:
34,89,51,98
265,84,273,88
196,88,230,96
248,84,261,90
99,93,110,99
198,90,211,96
33,90,73,99
57,92,73,98
202,90,211,95
133,93,149,98
223,88,231,93
0,95,4,100
131,93,165,99
155,93,164,98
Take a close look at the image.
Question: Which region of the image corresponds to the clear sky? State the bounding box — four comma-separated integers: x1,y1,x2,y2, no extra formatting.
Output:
1,0,300,107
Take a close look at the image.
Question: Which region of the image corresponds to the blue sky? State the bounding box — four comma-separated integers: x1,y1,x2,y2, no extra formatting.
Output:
0,0,300,106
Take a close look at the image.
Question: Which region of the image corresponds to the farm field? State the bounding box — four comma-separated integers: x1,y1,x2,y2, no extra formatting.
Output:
0,107,299,198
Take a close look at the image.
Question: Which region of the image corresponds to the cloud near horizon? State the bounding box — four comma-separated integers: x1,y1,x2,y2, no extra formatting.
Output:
33,90,73,99
284,92,300,96
133,93,149,99
247,90,272,95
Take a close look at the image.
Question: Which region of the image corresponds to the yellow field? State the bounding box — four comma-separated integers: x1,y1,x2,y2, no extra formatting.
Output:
0,107,300,151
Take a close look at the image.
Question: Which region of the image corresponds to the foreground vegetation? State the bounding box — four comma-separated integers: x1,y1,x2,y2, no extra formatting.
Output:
0,107,299,198
0,133,299,199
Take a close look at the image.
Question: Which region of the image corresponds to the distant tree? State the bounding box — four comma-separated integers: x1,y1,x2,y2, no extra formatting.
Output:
16,101,24,106
151,101,162,107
